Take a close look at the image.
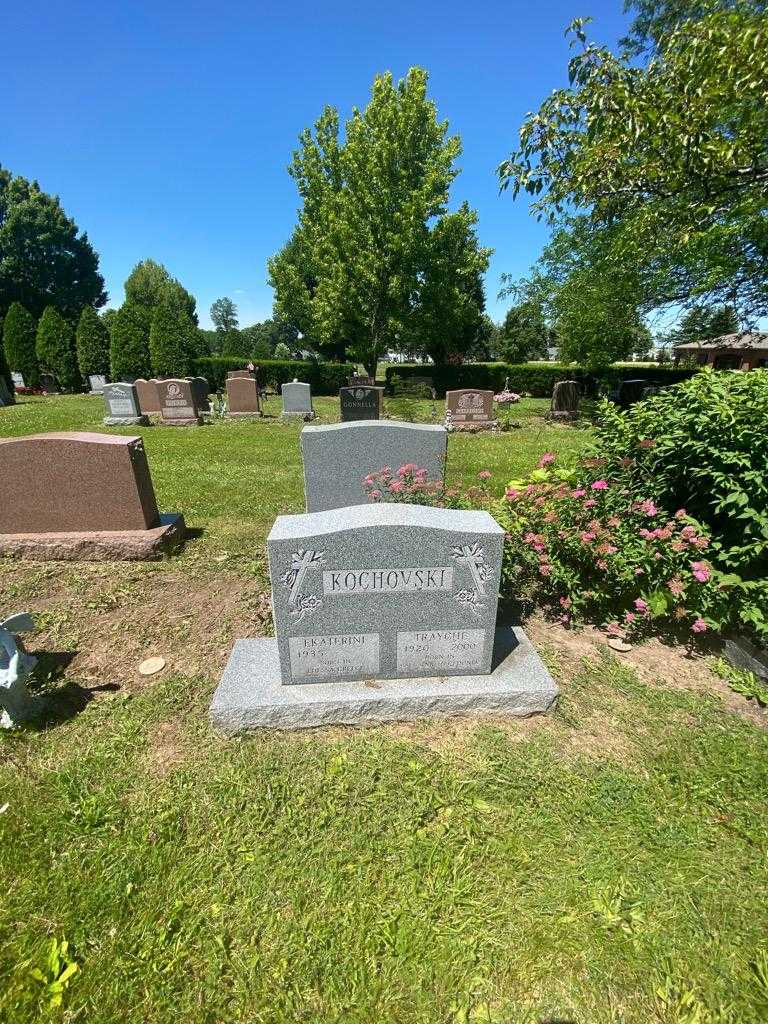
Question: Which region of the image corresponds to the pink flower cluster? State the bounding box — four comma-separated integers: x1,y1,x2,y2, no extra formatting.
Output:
494,389,521,404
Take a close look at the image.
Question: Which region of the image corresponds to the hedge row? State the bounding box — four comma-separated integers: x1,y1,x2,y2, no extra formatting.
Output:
384,362,700,398
193,357,357,394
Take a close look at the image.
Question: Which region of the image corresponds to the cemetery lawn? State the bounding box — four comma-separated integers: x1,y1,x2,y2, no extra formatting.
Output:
1,395,768,1022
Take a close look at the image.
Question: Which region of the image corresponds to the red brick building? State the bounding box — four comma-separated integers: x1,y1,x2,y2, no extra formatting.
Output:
674,332,768,370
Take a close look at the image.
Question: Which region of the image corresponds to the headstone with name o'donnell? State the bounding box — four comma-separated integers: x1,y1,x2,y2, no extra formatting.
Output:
282,379,315,420
301,421,447,513
103,383,150,426
0,432,185,560
339,386,383,422
445,389,496,431
210,503,558,730
157,379,204,426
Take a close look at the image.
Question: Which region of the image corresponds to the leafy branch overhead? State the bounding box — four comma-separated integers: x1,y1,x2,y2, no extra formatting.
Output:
499,7,768,323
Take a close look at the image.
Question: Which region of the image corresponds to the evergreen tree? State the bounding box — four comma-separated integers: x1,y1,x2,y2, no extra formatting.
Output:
273,341,292,360
0,327,12,394
2,302,39,387
75,306,110,378
124,259,198,326
149,300,195,377
110,302,151,381
0,165,106,321
35,306,81,391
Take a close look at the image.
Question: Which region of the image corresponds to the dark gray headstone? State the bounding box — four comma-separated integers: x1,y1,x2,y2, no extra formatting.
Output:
0,378,13,407
339,386,383,422
103,383,149,425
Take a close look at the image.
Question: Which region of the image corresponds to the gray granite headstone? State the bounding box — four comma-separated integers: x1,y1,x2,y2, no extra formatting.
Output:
301,421,447,512
282,379,315,419
269,503,504,684
89,374,107,395
11,372,24,391
339,386,383,421
103,383,149,426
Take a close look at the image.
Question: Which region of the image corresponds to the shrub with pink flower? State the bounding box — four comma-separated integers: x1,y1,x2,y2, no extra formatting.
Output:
495,452,728,639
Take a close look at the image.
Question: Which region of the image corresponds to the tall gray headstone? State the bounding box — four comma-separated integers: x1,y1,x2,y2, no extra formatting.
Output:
282,379,315,419
210,503,559,730
301,421,447,512
103,383,149,426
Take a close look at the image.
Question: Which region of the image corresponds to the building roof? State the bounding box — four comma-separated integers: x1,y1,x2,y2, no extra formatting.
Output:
675,332,768,353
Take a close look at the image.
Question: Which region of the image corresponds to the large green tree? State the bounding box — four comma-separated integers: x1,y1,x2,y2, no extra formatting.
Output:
35,306,81,391
0,166,105,322
269,68,491,375
2,302,39,388
149,300,195,377
210,297,238,334
669,304,740,345
498,301,552,363
110,302,151,381
124,260,197,328
499,7,768,327
75,306,110,378
508,220,653,368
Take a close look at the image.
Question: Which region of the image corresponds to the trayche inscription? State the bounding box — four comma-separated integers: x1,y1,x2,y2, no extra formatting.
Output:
396,629,486,674
288,633,380,679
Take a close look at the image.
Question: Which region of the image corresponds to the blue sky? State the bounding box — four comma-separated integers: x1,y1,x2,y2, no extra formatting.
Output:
3,0,632,329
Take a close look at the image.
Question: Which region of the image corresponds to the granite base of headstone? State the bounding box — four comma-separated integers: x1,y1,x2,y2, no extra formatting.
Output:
102,383,150,426
157,379,205,426
445,389,496,432
0,432,185,560
281,379,315,419
547,380,580,421
210,503,558,731
339,386,384,422
301,421,447,512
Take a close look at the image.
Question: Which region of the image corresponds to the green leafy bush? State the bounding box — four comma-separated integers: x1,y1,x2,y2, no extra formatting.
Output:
193,356,356,394
588,370,768,639
35,306,81,392
3,302,39,388
495,455,727,638
384,362,697,398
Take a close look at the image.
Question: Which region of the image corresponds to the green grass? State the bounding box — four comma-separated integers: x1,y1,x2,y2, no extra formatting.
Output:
0,394,590,553
1,395,767,1022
